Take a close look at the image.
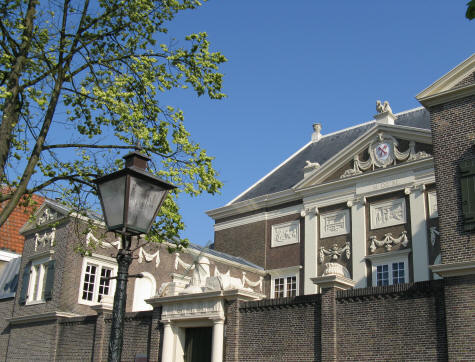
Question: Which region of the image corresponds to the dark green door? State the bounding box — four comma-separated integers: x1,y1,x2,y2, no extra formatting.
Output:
184,327,212,362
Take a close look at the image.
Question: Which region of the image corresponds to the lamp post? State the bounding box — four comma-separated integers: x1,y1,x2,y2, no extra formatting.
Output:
94,151,176,362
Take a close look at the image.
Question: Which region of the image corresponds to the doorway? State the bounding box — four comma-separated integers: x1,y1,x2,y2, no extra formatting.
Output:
184,327,212,362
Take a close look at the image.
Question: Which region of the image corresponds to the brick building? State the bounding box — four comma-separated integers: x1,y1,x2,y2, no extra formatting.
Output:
0,191,44,274
0,54,473,361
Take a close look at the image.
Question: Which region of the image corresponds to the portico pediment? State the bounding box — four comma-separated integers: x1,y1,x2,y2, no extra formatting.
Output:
295,124,433,190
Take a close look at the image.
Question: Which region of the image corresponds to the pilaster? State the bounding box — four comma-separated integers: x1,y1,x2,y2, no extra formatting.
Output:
348,196,367,288
406,185,430,281
304,206,319,294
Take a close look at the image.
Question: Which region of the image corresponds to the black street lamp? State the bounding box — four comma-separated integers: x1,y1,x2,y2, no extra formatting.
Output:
94,151,176,362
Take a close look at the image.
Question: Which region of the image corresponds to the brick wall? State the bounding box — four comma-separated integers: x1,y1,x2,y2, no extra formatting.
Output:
7,320,59,360
0,298,14,361
429,95,475,264
56,316,97,361
233,295,321,362
0,193,44,253
336,281,447,361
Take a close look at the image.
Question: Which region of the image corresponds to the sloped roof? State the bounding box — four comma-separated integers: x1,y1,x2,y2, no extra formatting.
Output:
188,242,264,270
0,256,21,299
231,107,430,204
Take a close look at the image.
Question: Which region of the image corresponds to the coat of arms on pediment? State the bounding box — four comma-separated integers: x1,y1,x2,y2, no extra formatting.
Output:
340,132,431,179
37,207,60,225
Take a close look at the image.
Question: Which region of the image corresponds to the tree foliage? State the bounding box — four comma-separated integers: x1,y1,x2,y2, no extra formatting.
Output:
467,0,475,20
0,0,226,247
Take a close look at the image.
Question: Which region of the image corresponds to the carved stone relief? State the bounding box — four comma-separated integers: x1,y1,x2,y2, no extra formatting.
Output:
369,231,409,253
161,299,224,320
319,209,350,238
370,198,406,229
34,228,56,251
340,132,431,179
271,220,299,247
428,191,438,218
37,207,59,225
319,242,351,264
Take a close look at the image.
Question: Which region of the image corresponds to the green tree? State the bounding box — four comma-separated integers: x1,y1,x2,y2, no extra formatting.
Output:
467,0,475,20
0,0,226,247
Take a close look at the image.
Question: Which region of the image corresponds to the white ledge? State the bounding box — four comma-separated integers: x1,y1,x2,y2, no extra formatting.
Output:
430,260,475,277
311,275,356,290
7,311,80,325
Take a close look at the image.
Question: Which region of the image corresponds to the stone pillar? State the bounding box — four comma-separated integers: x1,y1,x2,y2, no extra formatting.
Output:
348,197,367,288
211,318,225,362
161,320,174,362
304,206,319,294
406,186,430,281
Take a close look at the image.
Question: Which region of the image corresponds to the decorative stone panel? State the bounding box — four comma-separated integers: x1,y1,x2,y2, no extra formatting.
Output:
370,198,406,229
319,209,350,238
271,220,299,247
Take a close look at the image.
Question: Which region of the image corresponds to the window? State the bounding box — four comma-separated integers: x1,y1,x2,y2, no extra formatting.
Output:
367,249,410,287
272,275,297,298
376,262,405,286
132,272,156,311
19,253,55,305
28,260,48,303
79,255,117,305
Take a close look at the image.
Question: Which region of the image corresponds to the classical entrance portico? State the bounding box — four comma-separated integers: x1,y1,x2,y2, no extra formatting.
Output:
149,290,262,362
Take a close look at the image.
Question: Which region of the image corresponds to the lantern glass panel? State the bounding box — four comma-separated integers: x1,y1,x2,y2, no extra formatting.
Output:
98,175,126,229
126,175,167,233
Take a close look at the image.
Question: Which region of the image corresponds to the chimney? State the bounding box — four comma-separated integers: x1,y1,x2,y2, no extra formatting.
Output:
312,123,322,142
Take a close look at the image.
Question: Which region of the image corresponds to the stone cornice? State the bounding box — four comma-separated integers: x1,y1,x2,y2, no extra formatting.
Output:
430,260,475,277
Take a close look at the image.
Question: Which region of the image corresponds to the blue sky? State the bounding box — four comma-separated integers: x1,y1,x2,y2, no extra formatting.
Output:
161,1,474,246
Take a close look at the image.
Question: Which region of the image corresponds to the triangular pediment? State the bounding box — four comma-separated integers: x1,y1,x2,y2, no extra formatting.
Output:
295,124,433,189
417,53,475,107
19,199,70,233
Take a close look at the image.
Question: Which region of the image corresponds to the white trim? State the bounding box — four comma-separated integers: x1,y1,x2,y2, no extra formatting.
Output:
267,265,303,277
430,261,475,277
7,311,80,325
78,255,117,306
416,54,475,100
213,204,303,231
271,220,300,247
0,250,20,262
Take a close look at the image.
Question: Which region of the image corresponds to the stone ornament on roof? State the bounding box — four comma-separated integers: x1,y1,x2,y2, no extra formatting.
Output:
37,207,59,225
376,100,393,115
340,132,431,179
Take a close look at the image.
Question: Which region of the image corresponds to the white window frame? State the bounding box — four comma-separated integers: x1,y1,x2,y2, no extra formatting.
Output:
268,265,301,299
78,254,117,306
366,249,410,287
26,256,50,305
